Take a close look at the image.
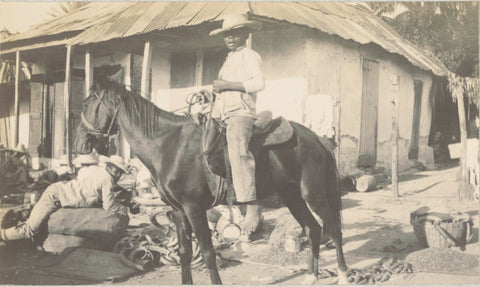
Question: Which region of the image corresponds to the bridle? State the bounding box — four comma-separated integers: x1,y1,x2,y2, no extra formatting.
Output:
81,90,120,138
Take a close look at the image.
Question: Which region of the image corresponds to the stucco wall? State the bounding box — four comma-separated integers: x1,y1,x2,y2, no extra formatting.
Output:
150,48,171,110
149,28,312,122
254,28,308,123
300,30,435,175
373,55,434,173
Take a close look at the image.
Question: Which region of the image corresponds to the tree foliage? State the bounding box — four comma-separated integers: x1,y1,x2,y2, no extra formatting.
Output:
48,2,88,18
368,2,478,77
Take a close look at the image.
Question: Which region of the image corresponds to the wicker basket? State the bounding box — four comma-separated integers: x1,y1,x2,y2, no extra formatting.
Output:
410,211,473,249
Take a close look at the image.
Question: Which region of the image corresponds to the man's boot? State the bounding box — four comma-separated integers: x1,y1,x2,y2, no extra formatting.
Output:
241,200,263,241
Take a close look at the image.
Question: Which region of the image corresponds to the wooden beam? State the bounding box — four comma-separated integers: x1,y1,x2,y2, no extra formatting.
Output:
64,45,73,168
85,48,93,98
391,75,400,198
141,41,152,99
13,50,20,147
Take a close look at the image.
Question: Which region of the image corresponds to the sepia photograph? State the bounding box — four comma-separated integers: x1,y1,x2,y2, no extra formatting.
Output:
0,1,478,285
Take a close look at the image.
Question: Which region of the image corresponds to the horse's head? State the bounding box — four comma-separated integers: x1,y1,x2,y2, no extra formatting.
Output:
75,82,120,156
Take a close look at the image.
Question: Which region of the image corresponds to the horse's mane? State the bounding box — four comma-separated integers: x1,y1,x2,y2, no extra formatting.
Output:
94,79,192,139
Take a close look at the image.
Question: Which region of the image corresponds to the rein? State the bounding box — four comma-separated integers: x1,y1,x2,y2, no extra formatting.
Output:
186,91,225,158
187,91,232,210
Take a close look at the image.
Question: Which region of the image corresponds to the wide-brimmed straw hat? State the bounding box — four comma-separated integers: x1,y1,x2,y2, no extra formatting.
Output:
73,153,99,167
210,14,262,36
99,155,129,174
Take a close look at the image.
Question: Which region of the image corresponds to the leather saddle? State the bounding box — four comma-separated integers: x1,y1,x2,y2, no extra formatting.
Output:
201,110,294,180
251,111,294,146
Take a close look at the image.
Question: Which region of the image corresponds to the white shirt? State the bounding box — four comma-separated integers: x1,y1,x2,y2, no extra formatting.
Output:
56,165,127,215
213,45,265,119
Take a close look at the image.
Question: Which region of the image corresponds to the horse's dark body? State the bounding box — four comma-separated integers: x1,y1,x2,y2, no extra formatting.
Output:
76,79,348,284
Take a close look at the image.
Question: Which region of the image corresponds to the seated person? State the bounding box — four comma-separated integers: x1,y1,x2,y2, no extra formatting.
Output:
0,155,129,242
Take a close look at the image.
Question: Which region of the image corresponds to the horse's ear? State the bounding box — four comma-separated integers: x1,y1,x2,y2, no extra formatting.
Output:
93,64,121,86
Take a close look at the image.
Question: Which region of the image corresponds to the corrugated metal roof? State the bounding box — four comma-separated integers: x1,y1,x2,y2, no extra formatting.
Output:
2,2,132,43
1,2,449,77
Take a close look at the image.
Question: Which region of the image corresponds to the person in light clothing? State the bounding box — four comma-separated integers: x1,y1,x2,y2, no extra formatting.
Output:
210,14,265,237
0,155,129,242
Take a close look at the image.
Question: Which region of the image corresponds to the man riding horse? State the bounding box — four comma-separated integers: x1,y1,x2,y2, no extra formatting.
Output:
210,14,265,238
74,13,348,284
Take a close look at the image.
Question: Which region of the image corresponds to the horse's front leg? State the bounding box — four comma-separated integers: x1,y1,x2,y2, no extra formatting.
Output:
184,206,222,284
169,209,194,284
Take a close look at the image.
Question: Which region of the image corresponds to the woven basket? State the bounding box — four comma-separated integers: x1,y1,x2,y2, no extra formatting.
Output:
410,211,473,249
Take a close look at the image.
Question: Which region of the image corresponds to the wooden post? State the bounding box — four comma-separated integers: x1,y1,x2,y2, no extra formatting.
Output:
13,51,20,147
124,53,132,92
121,53,132,160
85,48,93,98
335,66,342,171
64,45,73,168
391,75,400,198
456,85,470,200
195,49,204,86
40,83,47,156
478,93,480,199
141,41,152,100
477,91,480,199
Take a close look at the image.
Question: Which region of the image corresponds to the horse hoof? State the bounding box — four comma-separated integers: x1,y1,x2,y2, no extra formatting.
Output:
337,270,348,285
301,274,317,285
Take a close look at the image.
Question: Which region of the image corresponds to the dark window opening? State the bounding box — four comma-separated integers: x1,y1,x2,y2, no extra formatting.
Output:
170,47,228,89
170,51,196,89
202,48,228,86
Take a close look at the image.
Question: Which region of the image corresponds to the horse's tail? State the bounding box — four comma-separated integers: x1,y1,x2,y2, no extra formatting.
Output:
316,135,342,232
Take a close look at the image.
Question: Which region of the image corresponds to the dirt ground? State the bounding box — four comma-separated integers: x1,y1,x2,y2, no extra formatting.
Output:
0,165,479,285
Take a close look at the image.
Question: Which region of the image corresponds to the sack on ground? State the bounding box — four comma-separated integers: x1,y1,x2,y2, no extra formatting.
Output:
42,234,106,254
48,208,129,242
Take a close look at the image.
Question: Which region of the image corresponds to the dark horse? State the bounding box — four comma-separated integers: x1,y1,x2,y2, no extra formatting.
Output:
75,78,348,284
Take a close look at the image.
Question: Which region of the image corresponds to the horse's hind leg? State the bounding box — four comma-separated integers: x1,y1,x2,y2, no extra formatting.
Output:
277,188,322,284
184,206,222,284
169,209,194,284
311,205,348,284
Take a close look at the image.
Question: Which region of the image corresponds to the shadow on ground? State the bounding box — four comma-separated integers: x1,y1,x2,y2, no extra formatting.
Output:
341,198,362,210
